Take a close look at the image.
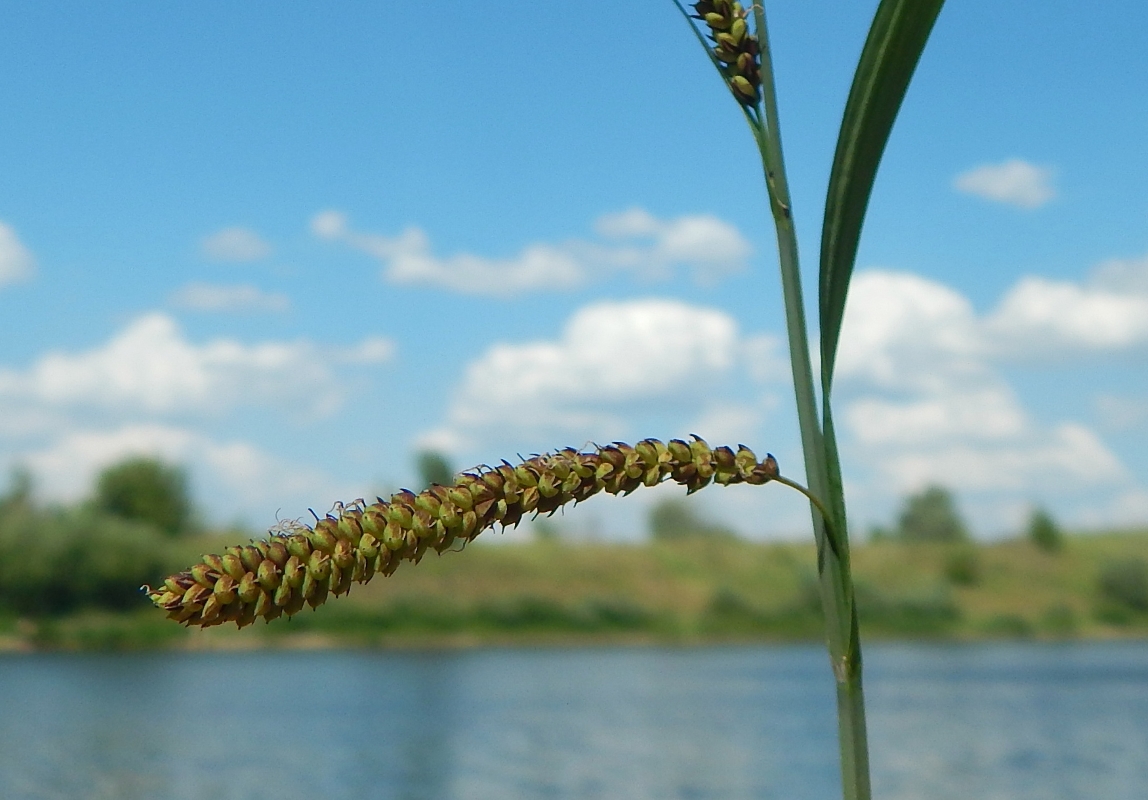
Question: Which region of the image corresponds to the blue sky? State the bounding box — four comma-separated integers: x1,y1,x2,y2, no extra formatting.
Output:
2,1,1147,539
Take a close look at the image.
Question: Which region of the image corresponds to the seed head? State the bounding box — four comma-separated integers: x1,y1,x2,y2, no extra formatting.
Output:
692,1,761,106
146,438,779,628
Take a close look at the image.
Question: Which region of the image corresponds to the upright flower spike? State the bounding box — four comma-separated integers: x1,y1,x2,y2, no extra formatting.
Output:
145,438,783,628
691,0,761,106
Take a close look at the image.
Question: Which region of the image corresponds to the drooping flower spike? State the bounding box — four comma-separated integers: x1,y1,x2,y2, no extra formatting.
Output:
146,437,781,628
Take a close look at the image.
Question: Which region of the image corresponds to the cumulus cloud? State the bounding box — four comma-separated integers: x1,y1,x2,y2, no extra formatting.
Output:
834,270,984,393
837,270,1027,450
846,388,1027,447
840,258,1148,368
1094,393,1148,432
835,269,1133,532
423,298,779,450
419,296,788,538
742,333,788,383
874,423,1124,495
0,312,394,524
591,208,751,280
201,226,273,262
986,276,1148,355
1091,252,1148,293
953,158,1056,209
1101,489,1148,528
171,282,291,313
23,423,198,503
0,312,393,419
981,251,1148,358
20,422,368,521
0,221,36,287
686,400,777,446
310,208,751,296
410,258,1148,535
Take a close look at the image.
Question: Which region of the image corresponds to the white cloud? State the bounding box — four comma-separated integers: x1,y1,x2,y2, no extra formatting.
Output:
0,221,36,288
20,422,367,522
1090,252,1148,293
310,208,751,296
0,406,67,440
841,263,1148,369
985,257,1148,357
423,298,776,450
201,226,272,262
953,158,1056,209
0,313,393,525
403,260,1148,536
24,423,196,502
414,257,1148,535
742,333,788,383
592,207,663,238
837,271,1016,450
835,270,1131,533
846,388,1027,447
171,282,291,313
593,208,752,281
1102,489,1148,527
834,270,985,393
875,423,1124,495
309,210,347,239
337,336,395,365
0,312,393,419
1095,393,1148,432
413,427,467,457
686,400,775,446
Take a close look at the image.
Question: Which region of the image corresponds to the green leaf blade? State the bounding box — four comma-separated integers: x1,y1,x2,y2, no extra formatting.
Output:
819,0,946,389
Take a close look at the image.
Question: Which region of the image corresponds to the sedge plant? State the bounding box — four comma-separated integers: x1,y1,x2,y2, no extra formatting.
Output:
146,2,945,798
676,3,944,797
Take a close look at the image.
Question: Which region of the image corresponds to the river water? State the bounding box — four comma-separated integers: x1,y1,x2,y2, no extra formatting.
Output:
1,641,1146,799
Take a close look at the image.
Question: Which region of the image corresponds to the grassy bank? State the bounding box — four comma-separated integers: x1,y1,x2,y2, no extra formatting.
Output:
2,529,1146,650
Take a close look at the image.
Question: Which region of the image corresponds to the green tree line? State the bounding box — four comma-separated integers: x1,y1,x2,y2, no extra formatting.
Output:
0,458,192,614
3,453,1144,632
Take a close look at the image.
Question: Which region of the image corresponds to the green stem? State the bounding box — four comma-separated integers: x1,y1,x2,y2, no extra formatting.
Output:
772,474,833,534
750,4,871,799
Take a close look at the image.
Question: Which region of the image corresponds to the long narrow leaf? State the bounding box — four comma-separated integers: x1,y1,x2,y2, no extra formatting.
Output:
819,0,945,388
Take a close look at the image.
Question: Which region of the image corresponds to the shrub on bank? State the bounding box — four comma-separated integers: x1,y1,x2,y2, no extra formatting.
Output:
94,457,194,537
1096,558,1148,623
0,505,172,614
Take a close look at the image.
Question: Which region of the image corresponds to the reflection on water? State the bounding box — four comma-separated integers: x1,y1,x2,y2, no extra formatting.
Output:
0,642,1145,799
868,643,1148,800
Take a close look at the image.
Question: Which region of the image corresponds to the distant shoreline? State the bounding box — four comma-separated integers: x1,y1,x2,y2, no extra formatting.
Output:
3,627,1148,654
3,528,1146,651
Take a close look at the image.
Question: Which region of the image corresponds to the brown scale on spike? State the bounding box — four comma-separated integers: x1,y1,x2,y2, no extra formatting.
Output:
690,0,761,106
144,438,781,628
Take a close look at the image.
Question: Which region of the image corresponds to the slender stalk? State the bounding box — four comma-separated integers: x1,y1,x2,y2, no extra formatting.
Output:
772,474,834,531
750,4,871,799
